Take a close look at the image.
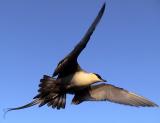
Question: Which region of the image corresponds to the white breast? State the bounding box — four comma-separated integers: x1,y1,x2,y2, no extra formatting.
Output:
70,71,94,86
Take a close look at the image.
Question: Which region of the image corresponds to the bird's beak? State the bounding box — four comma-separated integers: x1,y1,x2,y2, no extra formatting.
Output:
101,79,107,82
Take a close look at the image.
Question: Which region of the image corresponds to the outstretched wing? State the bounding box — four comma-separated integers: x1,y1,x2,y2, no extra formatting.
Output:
72,83,158,107
53,3,106,77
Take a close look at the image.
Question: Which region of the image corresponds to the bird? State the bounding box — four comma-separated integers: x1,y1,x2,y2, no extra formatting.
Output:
5,3,158,114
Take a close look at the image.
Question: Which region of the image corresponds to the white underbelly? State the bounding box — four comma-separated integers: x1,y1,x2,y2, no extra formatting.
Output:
70,71,92,86
61,71,96,88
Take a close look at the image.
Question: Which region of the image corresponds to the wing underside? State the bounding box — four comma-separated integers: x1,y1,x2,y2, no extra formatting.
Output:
72,83,158,107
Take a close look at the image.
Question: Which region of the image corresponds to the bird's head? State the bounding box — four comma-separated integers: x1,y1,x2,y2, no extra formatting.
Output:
90,73,107,83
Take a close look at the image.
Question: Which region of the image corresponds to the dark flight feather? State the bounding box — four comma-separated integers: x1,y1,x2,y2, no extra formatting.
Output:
53,3,106,77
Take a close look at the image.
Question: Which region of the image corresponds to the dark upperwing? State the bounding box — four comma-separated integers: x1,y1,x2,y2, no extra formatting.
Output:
72,83,158,107
53,3,106,78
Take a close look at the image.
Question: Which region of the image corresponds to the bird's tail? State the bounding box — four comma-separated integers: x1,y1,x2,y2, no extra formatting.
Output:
4,75,67,117
43,93,66,109
34,75,67,109
3,98,41,118
4,93,66,117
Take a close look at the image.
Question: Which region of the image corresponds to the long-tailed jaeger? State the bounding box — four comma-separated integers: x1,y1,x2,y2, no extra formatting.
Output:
6,3,158,114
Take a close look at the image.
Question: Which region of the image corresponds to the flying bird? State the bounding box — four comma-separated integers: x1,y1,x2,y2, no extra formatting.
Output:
6,3,158,114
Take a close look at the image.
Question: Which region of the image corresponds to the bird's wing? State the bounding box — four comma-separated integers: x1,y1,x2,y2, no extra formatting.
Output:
53,3,106,77
72,83,158,107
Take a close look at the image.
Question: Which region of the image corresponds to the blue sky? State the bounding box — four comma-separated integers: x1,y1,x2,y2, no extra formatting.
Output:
0,0,160,123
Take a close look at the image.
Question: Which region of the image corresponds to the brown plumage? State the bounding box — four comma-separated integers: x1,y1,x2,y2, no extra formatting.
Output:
5,3,158,116
72,84,158,107
53,3,106,78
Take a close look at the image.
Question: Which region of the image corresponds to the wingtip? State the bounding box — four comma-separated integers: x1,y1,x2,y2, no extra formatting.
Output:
145,103,159,108
153,103,159,107
145,98,159,108
98,2,106,17
103,2,106,7
143,100,159,108
101,2,106,11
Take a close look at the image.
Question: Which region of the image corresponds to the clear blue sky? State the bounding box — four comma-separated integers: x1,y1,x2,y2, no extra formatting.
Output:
0,0,160,123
